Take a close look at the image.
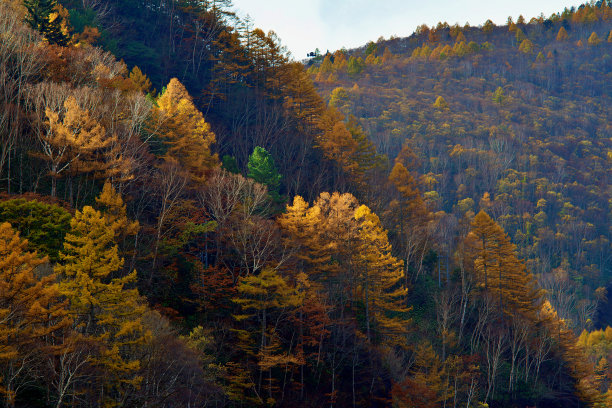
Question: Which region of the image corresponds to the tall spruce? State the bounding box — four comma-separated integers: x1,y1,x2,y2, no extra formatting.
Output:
23,0,69,46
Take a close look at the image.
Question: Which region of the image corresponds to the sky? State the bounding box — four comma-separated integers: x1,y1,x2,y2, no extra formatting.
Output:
230,0,584,60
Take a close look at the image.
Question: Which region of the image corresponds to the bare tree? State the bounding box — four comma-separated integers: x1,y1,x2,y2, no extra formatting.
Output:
507,315,529,392
152,161,188,271
0,2,44,191
435,289,458,361
46,336,93,408
483,326,507,404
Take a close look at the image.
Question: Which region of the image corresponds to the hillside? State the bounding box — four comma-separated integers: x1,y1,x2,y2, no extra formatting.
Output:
0,0,611,407
309,3,612,328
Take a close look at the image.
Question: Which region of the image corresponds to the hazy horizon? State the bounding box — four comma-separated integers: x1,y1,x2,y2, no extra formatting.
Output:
231,0,585,59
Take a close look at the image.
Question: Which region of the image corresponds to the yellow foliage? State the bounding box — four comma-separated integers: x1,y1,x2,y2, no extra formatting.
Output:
556,27,569,41
279,192,410,346
354,204,410,344
57,206,148,402
0,223,69,397
319,55,332,73
453,41,469,57
128,66,152,93
588,32,601,45
43,96,116,194
518,39,534,54
96,182,138,237
433,96,449,109
465,211,542,317
154,78,218,184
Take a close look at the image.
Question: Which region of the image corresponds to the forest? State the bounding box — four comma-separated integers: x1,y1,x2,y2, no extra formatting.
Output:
0,0,610,406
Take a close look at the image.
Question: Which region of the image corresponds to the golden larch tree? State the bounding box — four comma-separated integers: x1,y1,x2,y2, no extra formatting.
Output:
0,222,69,406
388,158,433,280
154,78,218,184
557,26,569,41
280,193,410,346
41,96,115,196
354,205,410,346
95,181,139,263
232,268,304,403
56,205,148,406
588,31,601,45
465,211,542,318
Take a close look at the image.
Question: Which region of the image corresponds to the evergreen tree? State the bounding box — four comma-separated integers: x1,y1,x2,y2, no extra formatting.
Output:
221,154,240,174
23,0,70,46
0,198,71,262
247,146,284,207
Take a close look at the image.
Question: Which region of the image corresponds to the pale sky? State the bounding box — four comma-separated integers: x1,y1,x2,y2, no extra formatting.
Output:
230,0,584,59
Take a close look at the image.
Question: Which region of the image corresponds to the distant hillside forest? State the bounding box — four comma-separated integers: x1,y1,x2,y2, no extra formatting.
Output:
309,1,612,326
0,0,610,407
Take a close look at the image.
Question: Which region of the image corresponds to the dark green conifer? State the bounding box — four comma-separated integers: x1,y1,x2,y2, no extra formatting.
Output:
23,0,70,46
247,146,284,209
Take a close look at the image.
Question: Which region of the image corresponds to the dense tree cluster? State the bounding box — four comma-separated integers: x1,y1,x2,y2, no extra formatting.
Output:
310,1,612,332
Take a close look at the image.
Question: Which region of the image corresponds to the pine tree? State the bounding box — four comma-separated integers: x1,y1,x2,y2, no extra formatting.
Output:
56,206,147,406
247,146,284,207
221,155,240,174
0,198,71,262
23,0,70,46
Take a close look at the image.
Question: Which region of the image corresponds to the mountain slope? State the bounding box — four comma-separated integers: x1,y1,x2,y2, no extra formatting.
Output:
310,3,612,325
